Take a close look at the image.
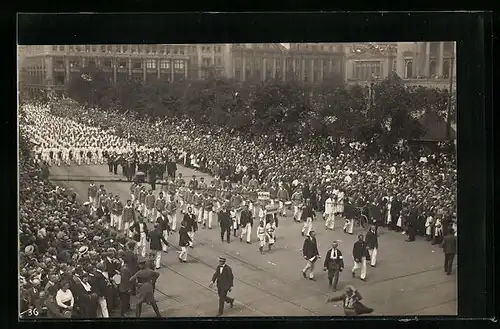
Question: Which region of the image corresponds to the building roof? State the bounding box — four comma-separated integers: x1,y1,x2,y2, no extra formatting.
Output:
274,43,289,53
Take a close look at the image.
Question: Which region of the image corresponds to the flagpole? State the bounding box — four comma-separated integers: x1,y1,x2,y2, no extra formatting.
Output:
446,43,455,140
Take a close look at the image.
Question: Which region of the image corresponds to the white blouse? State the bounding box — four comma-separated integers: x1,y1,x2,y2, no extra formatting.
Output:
55,289,74,308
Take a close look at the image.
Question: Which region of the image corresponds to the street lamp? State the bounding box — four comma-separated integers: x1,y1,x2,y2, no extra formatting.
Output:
446,43,455,140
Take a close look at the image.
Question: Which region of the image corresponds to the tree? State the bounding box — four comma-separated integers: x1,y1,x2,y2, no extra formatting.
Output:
371,72,424,144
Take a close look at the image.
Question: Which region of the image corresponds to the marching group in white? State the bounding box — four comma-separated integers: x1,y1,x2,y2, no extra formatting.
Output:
21,101,456,295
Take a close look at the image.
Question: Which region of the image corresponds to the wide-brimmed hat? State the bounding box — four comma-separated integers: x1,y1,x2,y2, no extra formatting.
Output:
78,246,89,256
24,245,34,254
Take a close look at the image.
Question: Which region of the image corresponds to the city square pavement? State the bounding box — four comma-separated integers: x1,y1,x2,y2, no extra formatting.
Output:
49,164,457,317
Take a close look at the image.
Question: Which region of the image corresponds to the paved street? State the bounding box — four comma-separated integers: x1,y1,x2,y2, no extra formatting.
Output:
49,164,457,317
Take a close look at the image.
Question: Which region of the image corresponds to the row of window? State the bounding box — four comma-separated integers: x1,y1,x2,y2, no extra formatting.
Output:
51,45,187,55
403,59,452,79
52,57,186,70
201,45,222,53
201,57,223,66
351,58,453,80
49,71,187,85
235,57,337,72
294,44,341,52
233,67,327,82
353,61,382,80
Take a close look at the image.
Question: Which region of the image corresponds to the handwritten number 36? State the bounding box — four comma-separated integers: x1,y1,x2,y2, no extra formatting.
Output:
27,308,39,316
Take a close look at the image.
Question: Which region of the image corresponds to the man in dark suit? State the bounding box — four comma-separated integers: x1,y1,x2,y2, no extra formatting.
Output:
323,241,345,291
405,206,418,242
441,228,457,275
183,207,197,247
118,262,133,316
123,241,138,275
149,222,169,270
129,257,162,317
365,225,379,267
302,230,320,281
352,234,368,281
209,257,235,316
239,204,253,244
96,204,110,222
219,206,232,244
390,195,402,230
92,263,111,317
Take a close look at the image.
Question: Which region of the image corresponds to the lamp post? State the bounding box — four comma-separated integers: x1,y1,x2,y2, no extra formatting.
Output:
446,43,455,140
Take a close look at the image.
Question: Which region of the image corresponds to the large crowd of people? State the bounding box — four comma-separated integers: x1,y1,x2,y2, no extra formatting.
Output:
19,96,457,318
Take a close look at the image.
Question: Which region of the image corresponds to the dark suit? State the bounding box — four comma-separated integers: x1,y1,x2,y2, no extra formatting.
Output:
118,264,133,315
130,268,161,317
441,234,457,274
183,213,198,232
96,206,110,220
129,221,149,242
123,250,138,275
324,248,345,290
103,258,120,279
91,271,109,298
178,226,191,247
219,210,232,242
390,198,402,230
406,209,418,241
302,236,319,260
211,264,235,315
365,230,378,249
149,228,168,251
240,210,253,227
352,240,369,262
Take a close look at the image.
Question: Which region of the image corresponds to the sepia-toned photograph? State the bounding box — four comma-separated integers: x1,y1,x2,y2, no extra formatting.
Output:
18,42,457,318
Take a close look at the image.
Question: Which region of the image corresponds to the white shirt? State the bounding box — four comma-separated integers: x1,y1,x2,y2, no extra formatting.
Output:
330,249,338,259
55,289,74,308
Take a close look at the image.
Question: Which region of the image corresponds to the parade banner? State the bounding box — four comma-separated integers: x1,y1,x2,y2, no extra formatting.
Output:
265,203,279,215
257,191,270,201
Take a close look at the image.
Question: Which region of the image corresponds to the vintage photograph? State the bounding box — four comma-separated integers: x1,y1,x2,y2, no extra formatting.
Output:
18,42,457,318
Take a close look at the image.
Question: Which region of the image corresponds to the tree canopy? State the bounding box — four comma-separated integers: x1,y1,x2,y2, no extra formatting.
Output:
65,68,452,145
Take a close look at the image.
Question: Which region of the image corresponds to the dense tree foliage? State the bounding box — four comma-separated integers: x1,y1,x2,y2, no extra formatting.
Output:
65,67,452,145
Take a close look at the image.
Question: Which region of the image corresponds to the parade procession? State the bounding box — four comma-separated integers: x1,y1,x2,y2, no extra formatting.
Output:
18,43,457,319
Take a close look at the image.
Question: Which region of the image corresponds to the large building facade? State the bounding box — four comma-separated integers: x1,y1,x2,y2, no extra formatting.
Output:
229,43,344,83
345,42,456,90
18,43,455,94
19,45,191,94
18,43,346,93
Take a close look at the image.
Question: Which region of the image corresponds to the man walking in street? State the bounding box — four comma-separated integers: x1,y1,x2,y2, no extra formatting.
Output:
239,204,253,244
352,234,368,281
183,207,197,247
301,199,315,237
323,241,344,291
118,261,133,316
302,230,320,281
209,257,235,317
365,225,379,267
129,258,162,317
149,222,169,270
219,206,232,244
441,227,457,275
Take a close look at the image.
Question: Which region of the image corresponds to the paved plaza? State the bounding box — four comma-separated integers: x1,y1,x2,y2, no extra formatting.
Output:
49,164,457,317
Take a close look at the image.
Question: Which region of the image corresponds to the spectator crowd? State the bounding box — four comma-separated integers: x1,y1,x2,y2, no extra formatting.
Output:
19,93,457,318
